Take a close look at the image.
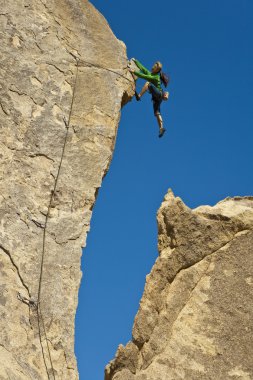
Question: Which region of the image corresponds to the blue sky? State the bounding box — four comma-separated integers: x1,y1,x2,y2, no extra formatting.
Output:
75,1,253,379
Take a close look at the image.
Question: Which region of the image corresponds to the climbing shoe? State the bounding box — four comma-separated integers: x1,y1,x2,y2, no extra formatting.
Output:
135,92,141,101
159,128,166,138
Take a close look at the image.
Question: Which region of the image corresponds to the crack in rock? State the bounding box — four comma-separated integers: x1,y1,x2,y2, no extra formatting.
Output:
0,245,31,297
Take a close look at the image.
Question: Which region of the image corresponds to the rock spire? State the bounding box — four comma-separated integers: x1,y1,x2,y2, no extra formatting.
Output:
106,191,253,380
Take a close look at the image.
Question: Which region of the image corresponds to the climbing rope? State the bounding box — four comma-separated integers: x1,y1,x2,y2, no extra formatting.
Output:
15,57,135,379
76,58,134,84
35,58,80,380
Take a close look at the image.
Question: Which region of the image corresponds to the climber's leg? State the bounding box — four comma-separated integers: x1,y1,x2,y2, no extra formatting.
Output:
156,113,163,129
156,114,166,137
153,100,166,138
138,81,150,99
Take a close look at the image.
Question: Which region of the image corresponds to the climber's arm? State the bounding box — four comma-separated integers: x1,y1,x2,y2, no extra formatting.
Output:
133,59,151,75
134,71,154,81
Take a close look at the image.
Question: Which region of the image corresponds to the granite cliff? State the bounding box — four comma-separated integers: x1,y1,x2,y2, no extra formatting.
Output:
0,1,134,379
106,190,253,380
1,2,252,380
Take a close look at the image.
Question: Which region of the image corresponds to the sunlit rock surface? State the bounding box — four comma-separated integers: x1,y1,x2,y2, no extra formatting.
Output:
106,191,253,380
0,1,134,379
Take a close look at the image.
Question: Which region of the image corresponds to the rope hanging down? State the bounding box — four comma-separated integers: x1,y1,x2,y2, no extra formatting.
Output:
36,59,80,380
16,57,134,379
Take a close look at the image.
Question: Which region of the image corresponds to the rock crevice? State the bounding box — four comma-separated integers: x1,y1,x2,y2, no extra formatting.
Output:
0,245,31,297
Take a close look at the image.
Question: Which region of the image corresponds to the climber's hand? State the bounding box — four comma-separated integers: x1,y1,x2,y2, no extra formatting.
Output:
129,68,135,74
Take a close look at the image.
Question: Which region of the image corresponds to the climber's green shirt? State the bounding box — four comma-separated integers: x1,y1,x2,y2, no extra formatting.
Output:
133,59,162,91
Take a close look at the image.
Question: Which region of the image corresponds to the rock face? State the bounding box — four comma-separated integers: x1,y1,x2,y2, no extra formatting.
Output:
0,1,134,379
106,191,253,380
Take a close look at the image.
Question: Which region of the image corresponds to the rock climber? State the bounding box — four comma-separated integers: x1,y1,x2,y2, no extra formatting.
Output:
129,58,169,138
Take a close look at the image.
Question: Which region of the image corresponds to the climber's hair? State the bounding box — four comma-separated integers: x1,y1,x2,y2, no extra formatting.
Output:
154,61,162,72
